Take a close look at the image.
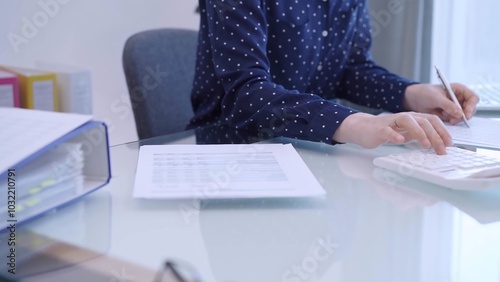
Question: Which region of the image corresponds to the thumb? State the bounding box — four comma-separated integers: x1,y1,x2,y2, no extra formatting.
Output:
383,126,405,144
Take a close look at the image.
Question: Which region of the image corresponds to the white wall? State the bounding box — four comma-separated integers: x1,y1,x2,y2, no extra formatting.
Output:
0,0,200,145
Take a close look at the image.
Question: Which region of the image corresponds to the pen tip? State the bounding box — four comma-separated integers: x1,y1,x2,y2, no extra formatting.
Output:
464,119,470,128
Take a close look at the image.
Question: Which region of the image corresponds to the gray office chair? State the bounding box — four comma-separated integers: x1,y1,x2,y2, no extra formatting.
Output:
122,28,198,139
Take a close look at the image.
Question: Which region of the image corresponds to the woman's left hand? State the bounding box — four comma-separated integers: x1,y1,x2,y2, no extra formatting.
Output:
403,83,480,124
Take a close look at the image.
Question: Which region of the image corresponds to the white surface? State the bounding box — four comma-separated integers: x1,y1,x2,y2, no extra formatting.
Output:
23,134,500,282
0,0,199,146
0,107,91,173
133,144,326,199
445,117,500,150
0,70,16,78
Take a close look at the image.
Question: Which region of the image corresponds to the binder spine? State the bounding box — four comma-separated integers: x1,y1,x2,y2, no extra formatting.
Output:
27,74,59,111
0,76,19,107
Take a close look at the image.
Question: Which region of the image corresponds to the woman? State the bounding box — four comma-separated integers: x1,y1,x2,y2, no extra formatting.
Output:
188,0,479,154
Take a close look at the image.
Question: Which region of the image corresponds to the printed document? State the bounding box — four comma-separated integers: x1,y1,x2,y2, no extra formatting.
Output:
133,144,326,199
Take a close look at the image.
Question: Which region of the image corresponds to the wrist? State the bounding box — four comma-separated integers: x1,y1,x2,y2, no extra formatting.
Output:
332,113,372,144
403,83,426,111
403,84,419,111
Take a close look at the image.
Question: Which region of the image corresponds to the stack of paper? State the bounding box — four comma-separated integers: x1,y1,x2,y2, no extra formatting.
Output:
0,142,84,224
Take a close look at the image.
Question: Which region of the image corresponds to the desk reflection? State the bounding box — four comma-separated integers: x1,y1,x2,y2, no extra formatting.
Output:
373,167,500,224
0,191,111,280
195,138,458,282
124,124,500,282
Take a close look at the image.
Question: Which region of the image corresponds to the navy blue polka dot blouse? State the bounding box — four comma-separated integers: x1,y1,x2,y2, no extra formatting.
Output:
188,0,416,144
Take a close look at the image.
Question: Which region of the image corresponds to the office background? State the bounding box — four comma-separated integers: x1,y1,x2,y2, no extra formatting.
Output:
0,0,498,145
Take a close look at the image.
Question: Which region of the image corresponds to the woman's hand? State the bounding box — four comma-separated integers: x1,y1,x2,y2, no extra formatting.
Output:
403,83,479,124
332,112,454,155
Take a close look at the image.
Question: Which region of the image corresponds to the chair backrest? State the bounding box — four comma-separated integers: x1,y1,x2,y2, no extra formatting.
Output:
123,28,198,139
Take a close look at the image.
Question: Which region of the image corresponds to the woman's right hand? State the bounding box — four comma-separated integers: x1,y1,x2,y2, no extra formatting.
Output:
332,112,454,155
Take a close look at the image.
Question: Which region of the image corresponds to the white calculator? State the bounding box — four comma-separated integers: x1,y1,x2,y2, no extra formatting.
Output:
373,147,500,190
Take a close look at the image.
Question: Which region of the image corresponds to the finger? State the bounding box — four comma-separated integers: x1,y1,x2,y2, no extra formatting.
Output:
439,96,464,120
452,83,479,119
395,114,431,148
382,126,405,144
415,117,448,155
429,109,449,121
463,92,480,119
440,111,452,122
422,114,453,146
412,113,454,146
449,117,462,125
400,131,413,143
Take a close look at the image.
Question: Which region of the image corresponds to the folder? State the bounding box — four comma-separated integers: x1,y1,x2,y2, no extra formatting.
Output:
0,70,19,108
0,66,59,111
36,61,93,115
0,107,111,231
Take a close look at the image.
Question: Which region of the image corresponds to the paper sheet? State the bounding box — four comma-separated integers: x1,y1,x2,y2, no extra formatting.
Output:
133,144,326,199
445,117,500,149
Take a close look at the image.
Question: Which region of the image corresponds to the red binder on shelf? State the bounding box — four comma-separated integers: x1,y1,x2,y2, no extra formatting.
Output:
0,70,20,108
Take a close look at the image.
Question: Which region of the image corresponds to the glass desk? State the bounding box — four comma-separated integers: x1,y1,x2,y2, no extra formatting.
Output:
2,124,500,282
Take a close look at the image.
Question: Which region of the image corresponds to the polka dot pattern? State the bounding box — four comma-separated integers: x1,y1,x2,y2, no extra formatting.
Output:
188,0,416,144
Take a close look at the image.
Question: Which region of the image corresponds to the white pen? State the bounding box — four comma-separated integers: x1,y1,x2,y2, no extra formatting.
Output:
434,65,470,128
